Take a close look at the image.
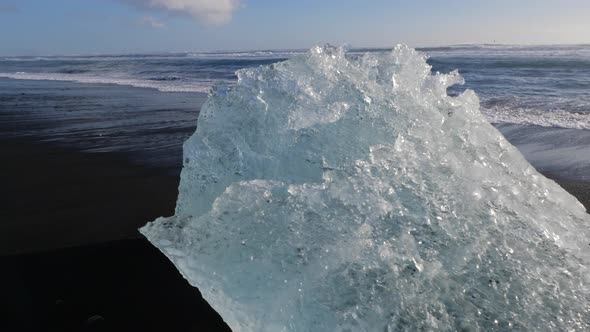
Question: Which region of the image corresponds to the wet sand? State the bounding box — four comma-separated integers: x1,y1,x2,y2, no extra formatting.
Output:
0,137,178,254
544,175,590,211
0,138,231,331
2,239,230,331
0,80,229,331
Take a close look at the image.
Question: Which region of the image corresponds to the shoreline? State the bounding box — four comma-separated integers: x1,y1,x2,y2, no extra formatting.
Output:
0,136,179,255
542,173,590,211
2,136,588,255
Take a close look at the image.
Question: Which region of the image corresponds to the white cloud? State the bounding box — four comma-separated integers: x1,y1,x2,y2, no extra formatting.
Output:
120,0,241,25
138,15,166,28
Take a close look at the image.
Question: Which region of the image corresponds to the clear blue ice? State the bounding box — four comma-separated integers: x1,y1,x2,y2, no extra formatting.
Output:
141,45,590,331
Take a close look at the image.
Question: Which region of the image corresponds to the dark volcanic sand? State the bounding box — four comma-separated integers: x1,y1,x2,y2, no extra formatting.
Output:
2,239,231,332
0,79,203,253
0,137,178,254
544,176,590,212
0,138,231,331
0,80,229,331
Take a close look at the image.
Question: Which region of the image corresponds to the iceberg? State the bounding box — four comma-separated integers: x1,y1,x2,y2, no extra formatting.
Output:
141,45,590,331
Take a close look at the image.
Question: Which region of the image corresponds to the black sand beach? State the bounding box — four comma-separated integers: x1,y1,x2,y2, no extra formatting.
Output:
1,80,588,332
0,137,177,254
0,138,231,331
0,81,229,331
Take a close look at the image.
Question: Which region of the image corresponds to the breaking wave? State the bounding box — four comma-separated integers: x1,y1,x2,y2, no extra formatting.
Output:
0,72,213,93
483,106,590,130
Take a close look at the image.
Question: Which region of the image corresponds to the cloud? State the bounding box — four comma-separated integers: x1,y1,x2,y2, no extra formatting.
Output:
120,0,241,25
138,15,166,28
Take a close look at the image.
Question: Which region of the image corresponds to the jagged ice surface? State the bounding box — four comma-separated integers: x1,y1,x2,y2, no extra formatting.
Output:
140,45,590,331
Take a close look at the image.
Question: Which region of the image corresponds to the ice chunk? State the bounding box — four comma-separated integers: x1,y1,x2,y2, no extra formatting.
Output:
141,45,590,331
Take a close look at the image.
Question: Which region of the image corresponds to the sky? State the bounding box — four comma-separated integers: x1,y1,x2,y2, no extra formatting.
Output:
0,0,589,55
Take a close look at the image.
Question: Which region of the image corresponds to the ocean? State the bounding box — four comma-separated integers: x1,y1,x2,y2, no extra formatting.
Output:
1,45,589,179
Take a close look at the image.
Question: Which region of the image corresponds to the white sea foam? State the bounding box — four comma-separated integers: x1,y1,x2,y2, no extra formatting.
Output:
424,44,590,59
0,72,212,93
187,50,305,58
0,50,305,62
483,106,590,130
3,71,588,131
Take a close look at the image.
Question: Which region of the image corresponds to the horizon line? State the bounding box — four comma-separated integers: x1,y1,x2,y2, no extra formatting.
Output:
2,42,590,58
